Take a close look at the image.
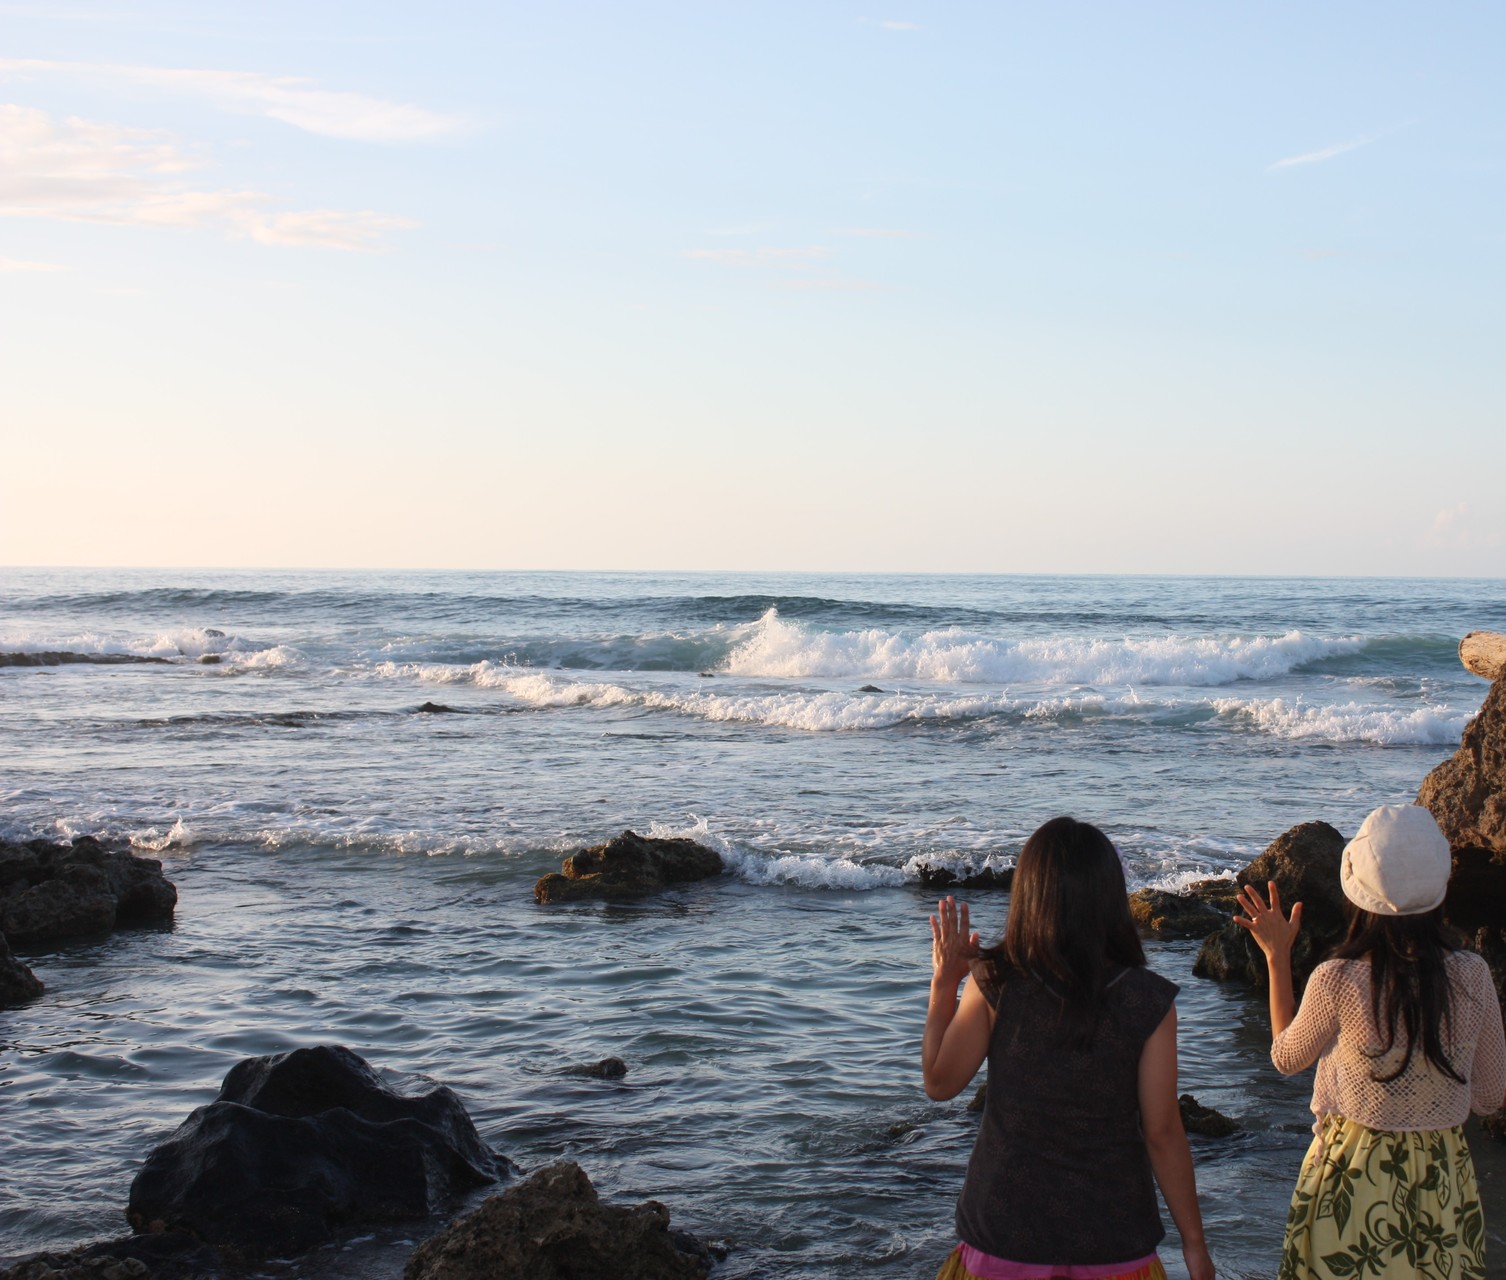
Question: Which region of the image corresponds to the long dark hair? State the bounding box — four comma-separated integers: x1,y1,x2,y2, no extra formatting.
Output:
1331,905,1464,1083
980,816,1146,1049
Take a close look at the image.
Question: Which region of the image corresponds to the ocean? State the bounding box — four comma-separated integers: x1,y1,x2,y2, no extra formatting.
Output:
2,569,1504,1277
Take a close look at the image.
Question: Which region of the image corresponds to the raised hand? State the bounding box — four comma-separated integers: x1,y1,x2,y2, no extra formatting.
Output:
929,895,980,989
1233,880,1303,962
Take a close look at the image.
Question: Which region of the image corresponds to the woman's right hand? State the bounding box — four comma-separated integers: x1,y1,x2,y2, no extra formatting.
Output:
929,896,979,989
1233,880,1302,962
1184,1239,1215,1280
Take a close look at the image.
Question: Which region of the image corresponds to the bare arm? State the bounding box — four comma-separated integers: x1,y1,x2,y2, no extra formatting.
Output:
922,896,992,1101
1138,1008,1214,1280
1233,880,1302,1040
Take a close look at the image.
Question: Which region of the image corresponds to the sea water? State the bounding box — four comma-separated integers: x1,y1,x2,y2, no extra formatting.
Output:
1,570,1504,1278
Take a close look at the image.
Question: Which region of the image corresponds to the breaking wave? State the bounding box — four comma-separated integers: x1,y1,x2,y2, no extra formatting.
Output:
1211,697,1469,745
720,610,1364,685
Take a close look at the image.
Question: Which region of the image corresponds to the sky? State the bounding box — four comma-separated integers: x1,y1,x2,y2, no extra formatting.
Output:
1,1,1503,575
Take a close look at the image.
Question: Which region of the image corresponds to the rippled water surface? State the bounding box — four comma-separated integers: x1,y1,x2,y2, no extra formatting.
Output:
3,570,1505,1276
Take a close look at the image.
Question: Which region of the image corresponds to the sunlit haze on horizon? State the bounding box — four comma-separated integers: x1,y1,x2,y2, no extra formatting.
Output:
1,2,1502,575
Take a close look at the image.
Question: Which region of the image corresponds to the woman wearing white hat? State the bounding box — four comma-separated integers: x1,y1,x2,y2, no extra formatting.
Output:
1235,804,1506,1280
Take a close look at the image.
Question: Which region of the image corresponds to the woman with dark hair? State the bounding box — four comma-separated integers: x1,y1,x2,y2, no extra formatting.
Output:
1236,804,1506,1279
923,815,1214,1280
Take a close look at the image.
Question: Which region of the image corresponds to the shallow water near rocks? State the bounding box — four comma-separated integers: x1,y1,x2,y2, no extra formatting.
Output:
5,858,1506,1278
2,570,1505,1276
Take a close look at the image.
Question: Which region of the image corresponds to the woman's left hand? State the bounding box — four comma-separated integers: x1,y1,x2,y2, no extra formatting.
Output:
930,896,980,989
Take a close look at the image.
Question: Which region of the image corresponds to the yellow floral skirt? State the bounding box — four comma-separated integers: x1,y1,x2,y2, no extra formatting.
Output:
1279,1115,1486,1280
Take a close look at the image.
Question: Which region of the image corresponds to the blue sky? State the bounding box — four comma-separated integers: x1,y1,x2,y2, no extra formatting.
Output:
2,2,1502,573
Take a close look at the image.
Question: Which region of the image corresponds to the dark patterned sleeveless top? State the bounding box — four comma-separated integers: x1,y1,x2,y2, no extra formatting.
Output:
954,964,1179,1264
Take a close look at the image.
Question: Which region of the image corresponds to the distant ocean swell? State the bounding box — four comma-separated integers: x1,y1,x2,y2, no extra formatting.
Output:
3,611,1458,678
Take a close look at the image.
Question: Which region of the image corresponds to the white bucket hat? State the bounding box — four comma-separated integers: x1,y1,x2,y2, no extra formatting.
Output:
1340,804,1452,917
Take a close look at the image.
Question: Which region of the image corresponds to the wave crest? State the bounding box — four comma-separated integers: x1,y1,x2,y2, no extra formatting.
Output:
722,610,1362,686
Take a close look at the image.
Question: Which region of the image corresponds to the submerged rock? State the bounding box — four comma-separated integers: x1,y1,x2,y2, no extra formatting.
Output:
127,1045,507,1260
0,1233,223,1280
404,1160,717,1280
562,1056,628,1079
1178,1094,1240,1138
0,929,44,1007
1192,822,1347,990
0,837,177,945
915,862,1014,891
534,830,723,904
416,701,461,713
1129,884,1233,939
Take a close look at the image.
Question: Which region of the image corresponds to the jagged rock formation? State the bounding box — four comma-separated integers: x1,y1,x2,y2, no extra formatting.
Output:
0,837,177,945
1417,646,1506,1026
404,1160,718,1280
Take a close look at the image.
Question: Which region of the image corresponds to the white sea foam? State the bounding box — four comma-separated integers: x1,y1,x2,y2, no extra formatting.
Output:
130,818,197,852
1210,697,1467,745
721,610,1362,686
0,625,287,665
374,661,1147,731
728,848,908,889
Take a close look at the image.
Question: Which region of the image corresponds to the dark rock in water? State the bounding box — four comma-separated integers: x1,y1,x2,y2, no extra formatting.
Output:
404,1160,716,1280
1129,885,1231,939
697,671,716,678
534,830,723,904
0,837,177,945
1193,822,1347,990
416,701,461,713
856,684,885,694
1179,1093,1240,1138
127,1045,507,1260
915,862,1014,891
563,1056,628,1079
196,654,221,665
966,1084,988,1113
0,1232,223,1280
0,929,44,1007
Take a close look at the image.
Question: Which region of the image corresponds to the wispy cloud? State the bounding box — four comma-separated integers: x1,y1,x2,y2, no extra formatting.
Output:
834,227,919,238
0,255,68,270
0,104,414,249
686,245,831,267
881,20,920,31
1267,134,1379,172
0,58,463,142
1426,502,1499,551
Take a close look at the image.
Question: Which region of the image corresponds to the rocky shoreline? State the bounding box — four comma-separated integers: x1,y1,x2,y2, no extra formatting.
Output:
5,631,1505,1277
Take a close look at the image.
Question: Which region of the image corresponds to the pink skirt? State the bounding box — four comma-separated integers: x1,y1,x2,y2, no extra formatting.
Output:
936,1244,1166,1280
